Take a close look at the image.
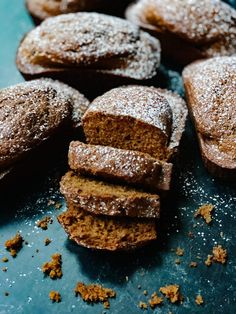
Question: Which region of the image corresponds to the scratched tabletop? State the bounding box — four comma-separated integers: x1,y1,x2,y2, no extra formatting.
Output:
0,1,236,313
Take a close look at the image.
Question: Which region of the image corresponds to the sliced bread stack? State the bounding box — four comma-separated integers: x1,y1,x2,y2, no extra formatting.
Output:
58,86,187,251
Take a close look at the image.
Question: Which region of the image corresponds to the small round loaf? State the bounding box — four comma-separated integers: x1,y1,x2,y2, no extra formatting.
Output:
183,56,236,179
16,13,161,92
26,0,132,22
0,79,89,170
82,86,187,161
126,0,236,64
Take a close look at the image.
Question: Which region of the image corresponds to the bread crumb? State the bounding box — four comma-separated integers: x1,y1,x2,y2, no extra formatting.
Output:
139,301,148,309
37,216,53,230
49,291,61,303
160,285,182,303
205,255,213,266
125,276,129,282
138,285,141,289
2,267,7,272
205,245,227,266
176,247,184,256
175,258,181,265
42,253,62,279
75,282,116,309
2,257,8,262
194,204,214,224
143,290,148,296
55,202,62,210
189,262,198,268
148,292,163,308
195,295,204,305
212,245,227,264
44,238,51,246
5,233,24,257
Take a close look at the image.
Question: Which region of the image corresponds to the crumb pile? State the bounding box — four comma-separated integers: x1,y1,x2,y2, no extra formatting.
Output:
159,285,182,303
37,216,53,230
205,245,227,266
5,233,24,257
194,204,215,224
49,291,61,303
74,282,116,309
42,253,62,279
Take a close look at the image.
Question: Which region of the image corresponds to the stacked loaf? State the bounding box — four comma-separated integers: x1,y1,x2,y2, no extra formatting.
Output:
58,86,187,251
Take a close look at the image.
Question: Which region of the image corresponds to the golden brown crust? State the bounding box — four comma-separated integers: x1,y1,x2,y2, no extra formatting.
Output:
183,56,236,179
60,171,160,218
126,0,236,64
16,13,161,83
68,141,172,192
57,205,157,251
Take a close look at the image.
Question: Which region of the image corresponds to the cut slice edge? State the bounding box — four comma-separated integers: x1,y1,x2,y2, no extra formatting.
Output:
57,204,157,251
60,171,160,218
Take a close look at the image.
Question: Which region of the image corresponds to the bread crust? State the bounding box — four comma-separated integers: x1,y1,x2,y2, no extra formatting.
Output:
60,171,161,218
57,205,157,251
183,56,236,179
26,0,133,22
0,79,89,174
68,141,173,192
126,0,236,64
16,13,161,89
82,86,187,161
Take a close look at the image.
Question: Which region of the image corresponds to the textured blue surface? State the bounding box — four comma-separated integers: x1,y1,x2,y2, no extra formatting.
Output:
0,1,236,313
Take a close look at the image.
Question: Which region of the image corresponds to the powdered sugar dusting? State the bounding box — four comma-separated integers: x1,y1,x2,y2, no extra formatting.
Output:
17,12,160,80
183,56,236,167
126,0,236,58
87,86,172,137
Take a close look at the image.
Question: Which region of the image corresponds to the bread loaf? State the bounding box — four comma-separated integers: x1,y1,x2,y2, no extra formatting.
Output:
16,13,161,94
183,56,236,179
126,0,236,64
82,86,187,161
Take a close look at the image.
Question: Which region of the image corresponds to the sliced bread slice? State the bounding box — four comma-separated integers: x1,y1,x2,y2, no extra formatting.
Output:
68,141,173,192
60,171,160,218
57,204,157,251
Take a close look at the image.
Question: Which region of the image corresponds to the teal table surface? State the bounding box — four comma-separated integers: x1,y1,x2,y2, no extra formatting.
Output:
0,1,236,313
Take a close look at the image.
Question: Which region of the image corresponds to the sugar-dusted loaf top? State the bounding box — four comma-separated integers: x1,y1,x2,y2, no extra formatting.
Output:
85,85,172,137
126,0,236,57
16,12,161,80
0,78,89,169
183,56,236,139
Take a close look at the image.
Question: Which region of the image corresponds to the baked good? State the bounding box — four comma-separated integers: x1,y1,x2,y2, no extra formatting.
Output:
57,204,157,251
126,0,236,65
82,86,187,161
68,141,172,192
0,79,89,172
182,56,236,179
60,171,160,218
16,13,161,95
26,0,132,22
